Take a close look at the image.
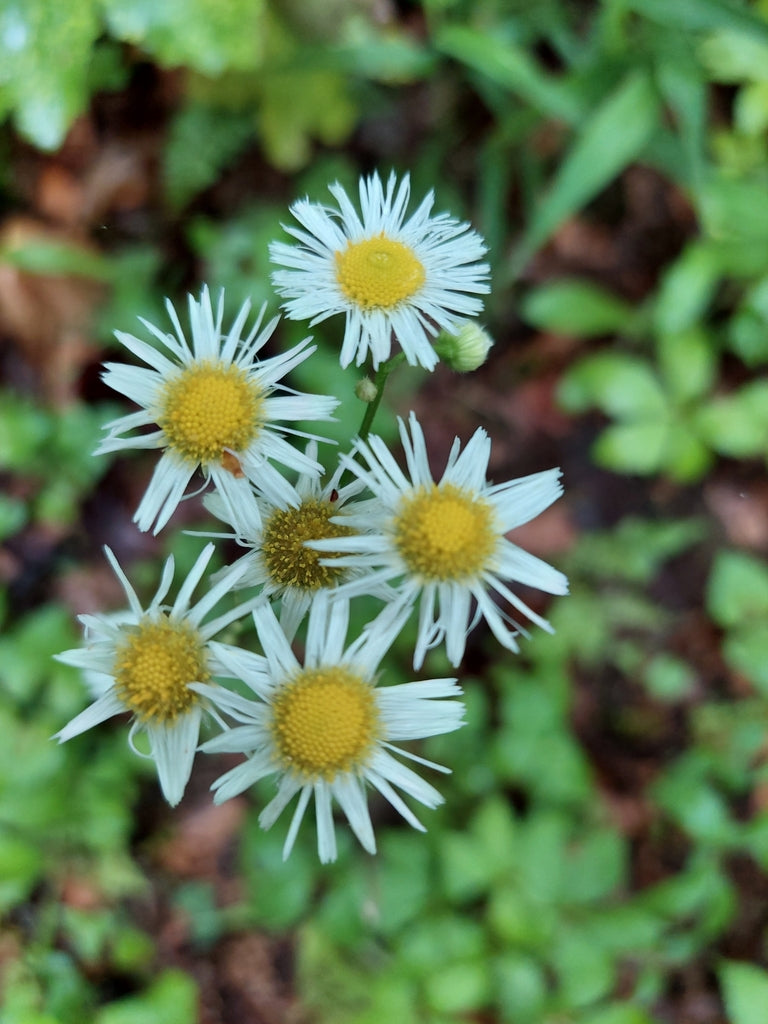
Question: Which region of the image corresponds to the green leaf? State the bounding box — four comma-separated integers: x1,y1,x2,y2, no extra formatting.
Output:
723,623,768,692
94,970,197,1024
653,244,721,335
694,380,768,457
100,0,266,75
494,953,547,1024
558,353,666,418
719,961,768,1024
706,550,768,628
423,958,491,1015
593,419,669,475
164,103,254,210
644,653,696,700
661,420,713,483
435,25,582,123
700,29,768,82
628,0,768,39
551,929,615,1007
701,176,768,243
0,239,112,280
657,327,717,402
522,279,634,337
512,72,659,273
0,0,100,149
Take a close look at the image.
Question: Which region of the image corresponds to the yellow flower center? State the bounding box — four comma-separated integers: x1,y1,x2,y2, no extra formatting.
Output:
394,483,497,581
113,615,210,723
271,667,380,779
158,361,263,465
335,234,426,310
262,499,353,590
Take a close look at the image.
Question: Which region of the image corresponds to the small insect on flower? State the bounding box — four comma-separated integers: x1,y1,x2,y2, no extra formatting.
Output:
270,170,490,371
310,412,569,668
95,286,339,534
197,594,464,863
54,543,263,806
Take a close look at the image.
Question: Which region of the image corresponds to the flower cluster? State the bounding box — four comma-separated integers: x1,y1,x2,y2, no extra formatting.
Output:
56,171,567,862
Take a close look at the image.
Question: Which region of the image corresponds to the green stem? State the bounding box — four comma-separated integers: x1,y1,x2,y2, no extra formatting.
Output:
357,352,406,441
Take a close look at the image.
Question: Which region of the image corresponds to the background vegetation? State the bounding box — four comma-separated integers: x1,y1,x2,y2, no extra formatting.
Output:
2,1,768,1021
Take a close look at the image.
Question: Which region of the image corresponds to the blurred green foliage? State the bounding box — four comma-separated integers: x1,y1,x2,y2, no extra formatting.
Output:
2,0,768,1022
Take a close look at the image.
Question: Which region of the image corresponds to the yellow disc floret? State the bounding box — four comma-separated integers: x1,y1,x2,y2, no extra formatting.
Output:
158,361,263,465
114,614,210,723
335,234,426,310
262,499,353,590
271,667,380,779
394,483,497,581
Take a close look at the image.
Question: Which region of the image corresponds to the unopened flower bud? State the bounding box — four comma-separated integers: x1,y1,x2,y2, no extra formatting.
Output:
355,376,378,403
433,322,493,372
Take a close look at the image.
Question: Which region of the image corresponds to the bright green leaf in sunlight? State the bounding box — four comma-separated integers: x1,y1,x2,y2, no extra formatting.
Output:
511,73,659,275
719,961,768,1024
522,279,635,338
0,0,100,149
100,0,266,75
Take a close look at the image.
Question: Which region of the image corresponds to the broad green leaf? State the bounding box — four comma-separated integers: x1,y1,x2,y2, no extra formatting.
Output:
494,953,547,1024
701,176,768,242
522,279,634,337
653,244,721,335
94,970,197,1024
719,961,768,1024
424,958,491,1015
551,929,615,1007
700,29,768,82
723,624,768,691
0,239,112,280
164,103,254,210
511,72,659,273
655,39,707,189
593,419,669,475
707,550,768,627
256,65,356,170
695,380,768,457
662,420,713,483
558,353,666,418
628,0,768,39
644,653,696,700
729,275,768,365
435,25,582,124
657,328,718,401
100,0,266,75
0,0,100,149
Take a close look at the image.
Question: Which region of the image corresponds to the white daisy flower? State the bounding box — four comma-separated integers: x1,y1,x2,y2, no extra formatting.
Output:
197,594,464,863
95,286,339,534
269,170,490,371
311,412,569,668
54,543,263,806
204,442,383,640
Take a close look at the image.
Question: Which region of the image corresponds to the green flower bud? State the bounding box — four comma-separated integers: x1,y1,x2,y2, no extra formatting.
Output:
434,322,493,373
